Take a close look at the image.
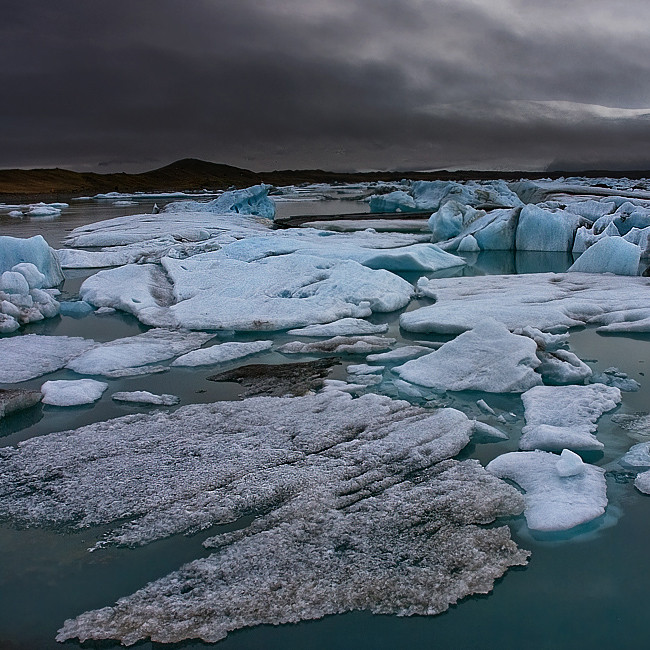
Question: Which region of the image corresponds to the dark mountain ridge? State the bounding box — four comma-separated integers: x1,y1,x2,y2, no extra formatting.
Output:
2,158,649,201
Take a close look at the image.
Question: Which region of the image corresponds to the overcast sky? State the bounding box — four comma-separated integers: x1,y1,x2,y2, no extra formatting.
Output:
3,0,650,172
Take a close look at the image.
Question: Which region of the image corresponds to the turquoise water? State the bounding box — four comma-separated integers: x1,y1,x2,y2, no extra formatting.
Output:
1,198,649,649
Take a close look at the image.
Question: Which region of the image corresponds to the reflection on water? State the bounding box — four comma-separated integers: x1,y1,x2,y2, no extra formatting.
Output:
1,197,650,649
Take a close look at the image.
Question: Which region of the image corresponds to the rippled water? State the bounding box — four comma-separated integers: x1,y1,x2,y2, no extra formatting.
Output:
1,196,649,649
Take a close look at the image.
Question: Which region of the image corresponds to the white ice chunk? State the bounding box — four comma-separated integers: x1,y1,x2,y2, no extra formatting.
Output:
0,235,64,287
27,202,62,217
519,384,621,451
620,442,650,469
568,236,641,275
112,391,180,406
635,470,650,494
487,450,606,531
0,335,96,383
366,345,432,363
171,341,273,367
346,363,384,375
395,320,541,393
477,399,496,415
287,318,389,337
556,449,585,477
472,421,508,441
41,379,108,406
535,349,593,385
513,326,569,351
67,329,214,376
0,271,29,295
591,367,640,392
368,190,418,212
0,313,19,333
11,262,46,289
278,336,395,355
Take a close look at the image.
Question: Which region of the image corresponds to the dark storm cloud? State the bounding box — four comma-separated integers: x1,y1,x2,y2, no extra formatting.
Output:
2,0,650,171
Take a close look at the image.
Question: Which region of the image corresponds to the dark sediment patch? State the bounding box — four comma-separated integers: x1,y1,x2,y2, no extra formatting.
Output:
207,358,340,397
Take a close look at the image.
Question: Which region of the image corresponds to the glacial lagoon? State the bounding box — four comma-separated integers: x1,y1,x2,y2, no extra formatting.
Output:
1,182,650,649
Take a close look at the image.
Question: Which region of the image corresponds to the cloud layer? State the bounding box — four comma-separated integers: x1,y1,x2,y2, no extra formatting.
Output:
3,0,650,172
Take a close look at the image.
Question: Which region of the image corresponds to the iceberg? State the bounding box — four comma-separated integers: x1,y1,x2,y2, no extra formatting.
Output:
486,450,607,531
535,349,592,385
41,379,108,406
0,335,96,383
0,235,64,287
394,320,542,393
368,190,418,212
519,384,621,451
515,204,585,252
171,340,273,367
620,441,650,469
568,236,641,275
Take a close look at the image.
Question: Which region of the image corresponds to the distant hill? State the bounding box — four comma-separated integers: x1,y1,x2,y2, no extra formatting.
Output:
2,157,650,200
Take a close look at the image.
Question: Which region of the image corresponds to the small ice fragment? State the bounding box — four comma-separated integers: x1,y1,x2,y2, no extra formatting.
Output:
556,449,585,477
41,379,108,406
112,391,180,406
477,399,496,415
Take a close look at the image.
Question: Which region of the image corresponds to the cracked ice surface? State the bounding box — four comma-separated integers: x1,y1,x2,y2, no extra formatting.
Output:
519,384,621,452
81,254,414,331
0,392,527,645
402,273,650,334
486,450,607,531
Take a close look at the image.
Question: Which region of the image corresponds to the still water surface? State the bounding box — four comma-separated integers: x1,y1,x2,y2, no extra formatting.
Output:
1,196,649,649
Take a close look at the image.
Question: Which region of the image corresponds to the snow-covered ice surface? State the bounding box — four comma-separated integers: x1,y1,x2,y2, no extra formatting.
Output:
402,273,650,334
395,320,542,393
0,390,527,645
519,384,621,451
66,329,214,377
0,334,96,382
41,379,108,406
486,450,607,531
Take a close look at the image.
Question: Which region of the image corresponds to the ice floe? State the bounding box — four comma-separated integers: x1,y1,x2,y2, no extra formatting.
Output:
66,329,214,377
519,384,621,451
486,450,607,531
515,204,585,251
287,318,389,337
394,320,541,393
0,389,527,644
401,273,650,334
171,340,272,367
111,391,180,406
81,254,414,331
41,379,108,406
216,230,466,272
365,345,433,363
278,335,395,355
591,367,640,392
0,335,96,383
